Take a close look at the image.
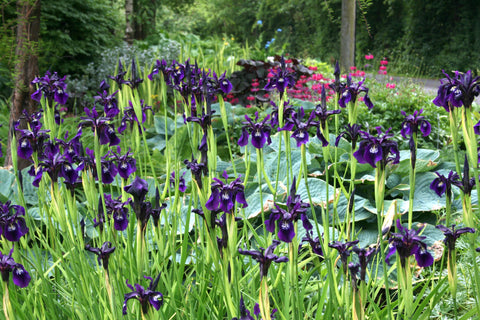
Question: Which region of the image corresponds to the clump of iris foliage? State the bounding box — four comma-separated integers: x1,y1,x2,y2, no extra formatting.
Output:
1,52,480,320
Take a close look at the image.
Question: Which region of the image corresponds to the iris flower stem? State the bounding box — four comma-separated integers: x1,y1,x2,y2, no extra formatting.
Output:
218,96,237,175
50,182,74,242
348,101,358,126
221,254,236,318
352,286,364,320
347,151,358,240
460,106,479,228
259,277,271,320
444,194,452,227
11,135,27,211
257,149,276,196
2,282,13,320
407,136,417,229
397,256,414,319
136,220,145,274
301,145,320,235
448,109,462,175
460,106,480,314
288,234,299,318
161,96,172,200
374,166,393,319
105,271,115,319
93,130,108,238
256,149,267,236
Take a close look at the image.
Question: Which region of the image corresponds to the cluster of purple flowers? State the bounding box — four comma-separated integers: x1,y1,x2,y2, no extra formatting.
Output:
15,104,139,189
149,58,232,106
433,70,480,111
31,71,69,105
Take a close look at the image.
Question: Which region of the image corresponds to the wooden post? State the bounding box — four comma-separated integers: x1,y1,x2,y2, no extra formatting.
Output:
340,0,356,73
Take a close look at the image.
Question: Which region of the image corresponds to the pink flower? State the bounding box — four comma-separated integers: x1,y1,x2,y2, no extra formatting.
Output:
350,66,357,71
380,59,388,65
246,96,255,101
365,54,374,60
309,66,318,71
379,66,387,71
386,83,396,89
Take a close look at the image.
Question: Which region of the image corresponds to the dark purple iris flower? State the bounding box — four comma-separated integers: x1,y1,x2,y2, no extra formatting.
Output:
280,107,320,147
150,188,167,227
100,156,118,185
0,246,31,288
335,123,362,151
205,171,247,213
329,240,359,273
170,171,187,193
60,162,81,195
0,201,28,242
215,213,229,257
328,61,345,98
232,296,277,320
94,86,119,118
430,171,461,198
77,148,117,184
401,109,431,169
400,109,431,139
186,110,215,151
301,230,324,258
184,157,206,190
352,245,377,282
125,177,154,231
433,70,480,111
238,240,288,280
436,224,475,253
104,194,131,231
15,117,50,160
55,129,83,163
459,156,476,196
118,100,152,134
30,143,67,187
353,127,400,169
264,56,296,98
269,100,295,128
111,147,136,180
386,219,434,268
232,295,255,320
79,106,120,147
31,71,69,105
109,59,128,89
124,58,144,91
238,112,272,149
123,274,163,315
148,59,168,81
315,86,341,146
85,241,116,272
125,177,149,204
265,177,312,243
338,75,373,110
216,71,233,95
53,104,64,125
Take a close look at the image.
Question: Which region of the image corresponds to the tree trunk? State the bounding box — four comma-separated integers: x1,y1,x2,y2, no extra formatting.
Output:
5,0,41,169
125,0,134,44
340,0,356,73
